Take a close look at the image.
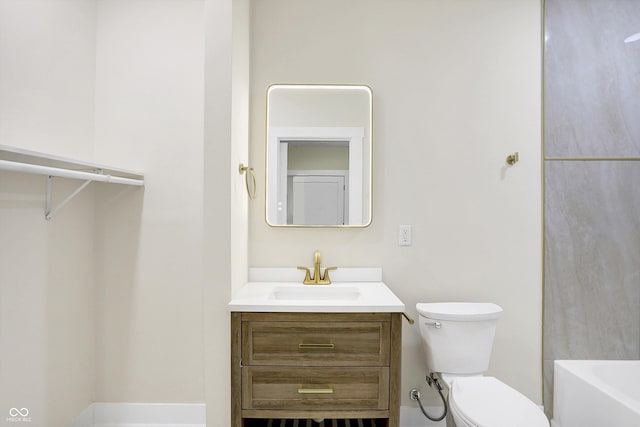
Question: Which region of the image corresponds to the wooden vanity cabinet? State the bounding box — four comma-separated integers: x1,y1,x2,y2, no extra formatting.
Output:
231,312,402,427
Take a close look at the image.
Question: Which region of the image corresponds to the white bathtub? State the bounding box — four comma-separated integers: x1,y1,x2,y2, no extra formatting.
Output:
552,360,640,427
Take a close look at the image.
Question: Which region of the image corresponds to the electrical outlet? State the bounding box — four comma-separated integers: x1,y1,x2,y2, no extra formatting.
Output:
399,224,412,246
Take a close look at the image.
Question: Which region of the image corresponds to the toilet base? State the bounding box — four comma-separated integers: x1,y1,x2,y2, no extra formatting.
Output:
435,373,551,427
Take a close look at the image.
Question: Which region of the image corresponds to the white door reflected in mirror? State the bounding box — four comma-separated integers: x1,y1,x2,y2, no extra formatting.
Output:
266,84,372,227
291,175,345,225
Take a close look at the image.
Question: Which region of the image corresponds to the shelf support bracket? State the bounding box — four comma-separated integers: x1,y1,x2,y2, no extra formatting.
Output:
45,175,93,221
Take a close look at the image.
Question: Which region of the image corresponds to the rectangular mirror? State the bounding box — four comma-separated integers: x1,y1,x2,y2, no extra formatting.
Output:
266,84,372,227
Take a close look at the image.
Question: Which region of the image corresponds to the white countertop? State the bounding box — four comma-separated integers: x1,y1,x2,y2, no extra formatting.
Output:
228,268,405,313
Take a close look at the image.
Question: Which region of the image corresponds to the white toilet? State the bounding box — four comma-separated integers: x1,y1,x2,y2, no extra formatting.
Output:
416,302,549,427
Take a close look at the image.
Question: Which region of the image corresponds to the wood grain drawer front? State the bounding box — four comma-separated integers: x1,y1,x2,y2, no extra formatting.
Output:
242,321,390,366
242,367,389,411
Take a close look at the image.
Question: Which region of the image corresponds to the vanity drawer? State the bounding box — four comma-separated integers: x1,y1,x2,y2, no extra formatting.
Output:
242,366,389,411
242,320,390,366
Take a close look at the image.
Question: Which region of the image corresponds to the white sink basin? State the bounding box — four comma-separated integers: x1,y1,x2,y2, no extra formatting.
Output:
228,268,405,313
270,286,360,301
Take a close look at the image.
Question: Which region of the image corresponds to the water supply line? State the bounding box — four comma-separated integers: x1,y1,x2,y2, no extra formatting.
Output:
409,373,448,422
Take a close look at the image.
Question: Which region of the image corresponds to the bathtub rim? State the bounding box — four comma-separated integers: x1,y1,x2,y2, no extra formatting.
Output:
554,359,640,415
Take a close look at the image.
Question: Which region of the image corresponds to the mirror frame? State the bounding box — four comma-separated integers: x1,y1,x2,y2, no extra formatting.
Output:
264,84,373,228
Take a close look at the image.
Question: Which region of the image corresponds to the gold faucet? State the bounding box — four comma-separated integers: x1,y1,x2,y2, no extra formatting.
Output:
297,250,337,285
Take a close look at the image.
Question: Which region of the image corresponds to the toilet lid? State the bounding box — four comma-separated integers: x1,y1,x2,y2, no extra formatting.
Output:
416,302,502,321
450,377,549,427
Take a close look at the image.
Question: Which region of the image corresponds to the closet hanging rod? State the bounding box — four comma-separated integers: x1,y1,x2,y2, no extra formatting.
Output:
0,159,144,186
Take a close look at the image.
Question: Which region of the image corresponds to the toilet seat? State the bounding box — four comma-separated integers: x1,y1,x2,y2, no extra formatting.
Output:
449,376,549,427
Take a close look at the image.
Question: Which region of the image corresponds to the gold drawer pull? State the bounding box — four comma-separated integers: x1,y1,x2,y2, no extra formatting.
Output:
298,343,335,349
298,387,334,394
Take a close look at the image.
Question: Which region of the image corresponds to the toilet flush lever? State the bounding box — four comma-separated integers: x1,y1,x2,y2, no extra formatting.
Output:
424,321,442,329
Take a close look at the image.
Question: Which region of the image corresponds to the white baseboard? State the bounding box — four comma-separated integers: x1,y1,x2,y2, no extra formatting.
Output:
66,403,205,427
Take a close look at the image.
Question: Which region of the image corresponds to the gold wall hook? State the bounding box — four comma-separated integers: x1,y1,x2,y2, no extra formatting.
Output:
506,152,519,166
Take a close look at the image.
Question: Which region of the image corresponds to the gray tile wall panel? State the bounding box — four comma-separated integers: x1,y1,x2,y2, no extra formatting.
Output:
545,0,640,158
544,161,640,416
544,0,640,416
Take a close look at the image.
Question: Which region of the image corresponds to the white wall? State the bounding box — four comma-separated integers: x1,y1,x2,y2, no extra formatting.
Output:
1,1,241,424
249,0,543,406
0,173,95,427
230,0,251,297
1,0,540,424
92,0,206,403
0,0,96,160
203,0,250,424
0,1,97,425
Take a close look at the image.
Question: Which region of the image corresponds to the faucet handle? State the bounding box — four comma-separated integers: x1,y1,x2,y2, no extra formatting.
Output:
297,266,313,284
320,266,337,284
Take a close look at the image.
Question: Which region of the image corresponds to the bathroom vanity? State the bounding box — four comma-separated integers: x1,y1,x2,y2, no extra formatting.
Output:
229,268,405,427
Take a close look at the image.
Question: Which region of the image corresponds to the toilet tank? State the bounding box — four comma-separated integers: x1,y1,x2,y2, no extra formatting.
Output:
416,302,503,375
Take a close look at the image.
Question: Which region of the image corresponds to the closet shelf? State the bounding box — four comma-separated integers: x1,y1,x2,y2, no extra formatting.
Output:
0,144,144,183
0,144,144,220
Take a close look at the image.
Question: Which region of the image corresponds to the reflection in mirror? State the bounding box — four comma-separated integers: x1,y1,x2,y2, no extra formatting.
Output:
266,85,372,227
